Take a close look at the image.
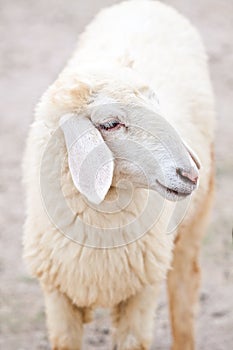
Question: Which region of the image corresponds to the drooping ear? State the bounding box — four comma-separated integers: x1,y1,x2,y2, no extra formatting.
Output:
60,114,114,204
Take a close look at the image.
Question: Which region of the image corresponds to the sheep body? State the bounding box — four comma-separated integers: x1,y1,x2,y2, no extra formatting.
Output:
23,1,215,349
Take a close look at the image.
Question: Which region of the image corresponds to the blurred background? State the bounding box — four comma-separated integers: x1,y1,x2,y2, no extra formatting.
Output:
0,0,232,349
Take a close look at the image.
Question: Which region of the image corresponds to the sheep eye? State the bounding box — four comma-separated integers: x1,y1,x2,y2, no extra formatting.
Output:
99,120,123,131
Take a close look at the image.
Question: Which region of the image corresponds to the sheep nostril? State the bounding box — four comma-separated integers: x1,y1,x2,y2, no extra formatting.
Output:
176,168,198,185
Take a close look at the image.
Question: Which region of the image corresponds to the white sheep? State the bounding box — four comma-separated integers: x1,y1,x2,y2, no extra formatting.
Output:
23,1,215,349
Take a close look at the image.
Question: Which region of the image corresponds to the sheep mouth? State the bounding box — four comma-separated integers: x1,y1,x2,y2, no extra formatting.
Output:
156,180,192,201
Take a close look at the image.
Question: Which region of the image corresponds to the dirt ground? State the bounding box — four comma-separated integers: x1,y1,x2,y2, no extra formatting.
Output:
0,0,232,349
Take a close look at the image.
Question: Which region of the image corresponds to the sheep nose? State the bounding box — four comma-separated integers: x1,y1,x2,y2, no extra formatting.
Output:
176,167,199,185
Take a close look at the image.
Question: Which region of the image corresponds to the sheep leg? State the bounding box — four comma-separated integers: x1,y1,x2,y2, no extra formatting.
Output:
167,232,201,350
167,174,214,350
111,285,159,350
42,288,88,350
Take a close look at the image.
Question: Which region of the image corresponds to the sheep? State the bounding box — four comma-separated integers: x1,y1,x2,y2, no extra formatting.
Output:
23,1,215,350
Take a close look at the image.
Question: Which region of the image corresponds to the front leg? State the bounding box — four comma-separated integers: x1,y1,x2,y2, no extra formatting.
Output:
111,285,159,350
42,287,92,350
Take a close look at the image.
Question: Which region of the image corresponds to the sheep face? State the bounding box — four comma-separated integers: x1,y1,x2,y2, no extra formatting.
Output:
59,75,200,205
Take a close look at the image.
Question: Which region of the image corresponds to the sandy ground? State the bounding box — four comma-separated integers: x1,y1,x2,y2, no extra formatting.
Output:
0,0,232,349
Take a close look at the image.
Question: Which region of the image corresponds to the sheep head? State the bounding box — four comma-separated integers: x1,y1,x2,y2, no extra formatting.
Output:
58,72,200,205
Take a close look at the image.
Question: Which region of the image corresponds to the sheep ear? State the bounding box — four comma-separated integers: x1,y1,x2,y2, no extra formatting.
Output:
60,114,114,204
